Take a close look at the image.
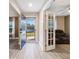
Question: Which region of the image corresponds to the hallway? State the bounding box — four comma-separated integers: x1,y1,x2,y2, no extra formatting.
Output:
9,43,70,59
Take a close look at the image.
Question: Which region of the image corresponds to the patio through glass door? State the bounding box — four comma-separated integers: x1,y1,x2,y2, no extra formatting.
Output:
26,17,36,42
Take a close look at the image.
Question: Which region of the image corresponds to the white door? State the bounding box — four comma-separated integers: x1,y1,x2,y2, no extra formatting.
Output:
46,14,56,51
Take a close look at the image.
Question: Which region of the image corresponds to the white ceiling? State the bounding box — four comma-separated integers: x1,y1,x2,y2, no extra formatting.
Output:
47,0,70,16
15,0,48,12
9,0,70,16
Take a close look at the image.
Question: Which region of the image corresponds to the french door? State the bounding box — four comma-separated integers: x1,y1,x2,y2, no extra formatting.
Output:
46,14,56,51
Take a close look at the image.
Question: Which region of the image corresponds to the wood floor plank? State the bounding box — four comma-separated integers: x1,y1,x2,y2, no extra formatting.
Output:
9,43,70,59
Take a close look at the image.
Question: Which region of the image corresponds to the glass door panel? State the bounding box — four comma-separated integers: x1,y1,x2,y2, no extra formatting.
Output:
48,16,53,46
46,15,55,51
9,17,15,39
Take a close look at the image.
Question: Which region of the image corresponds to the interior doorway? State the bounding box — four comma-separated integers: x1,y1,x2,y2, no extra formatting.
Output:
20,16,36,49
25,17,36,42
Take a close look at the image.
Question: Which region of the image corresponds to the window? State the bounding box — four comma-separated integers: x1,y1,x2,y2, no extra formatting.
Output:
9,17,13,33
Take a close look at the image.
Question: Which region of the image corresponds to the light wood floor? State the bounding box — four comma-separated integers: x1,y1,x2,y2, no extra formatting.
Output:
9,43,70,59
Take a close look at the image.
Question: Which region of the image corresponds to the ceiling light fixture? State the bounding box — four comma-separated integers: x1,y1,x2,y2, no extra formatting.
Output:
28,3,32,7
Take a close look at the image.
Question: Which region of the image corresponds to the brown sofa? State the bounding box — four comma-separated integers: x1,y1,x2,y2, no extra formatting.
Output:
55,29,70,44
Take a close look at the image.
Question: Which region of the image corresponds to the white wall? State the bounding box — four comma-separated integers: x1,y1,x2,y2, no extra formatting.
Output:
9,4,18,17
65,16,70,34
39,11,45,51
56,16,65,31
